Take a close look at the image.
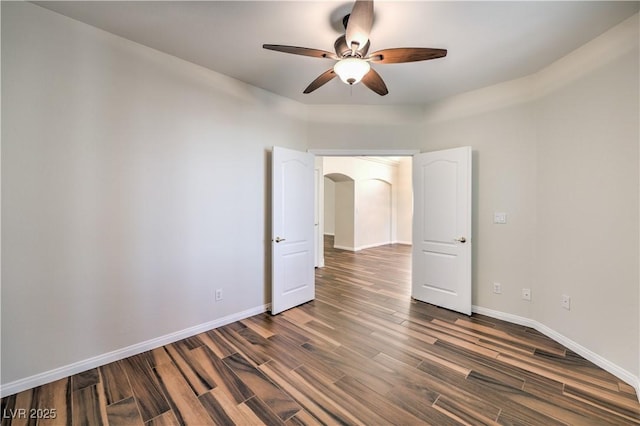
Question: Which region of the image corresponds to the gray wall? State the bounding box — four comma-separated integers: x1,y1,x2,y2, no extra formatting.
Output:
323,177,335,235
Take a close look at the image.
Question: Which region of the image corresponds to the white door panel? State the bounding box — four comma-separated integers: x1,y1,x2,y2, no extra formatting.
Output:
412,147,472,315
272,146,315,315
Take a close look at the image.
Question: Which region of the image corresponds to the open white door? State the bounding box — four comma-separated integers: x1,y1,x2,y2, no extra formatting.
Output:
271,146,315,315
412,147,472,315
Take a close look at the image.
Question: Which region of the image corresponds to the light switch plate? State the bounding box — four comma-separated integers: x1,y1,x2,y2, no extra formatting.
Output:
494,212,507,224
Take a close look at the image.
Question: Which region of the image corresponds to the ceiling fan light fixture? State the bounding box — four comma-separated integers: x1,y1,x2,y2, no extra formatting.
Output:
333,57,370,85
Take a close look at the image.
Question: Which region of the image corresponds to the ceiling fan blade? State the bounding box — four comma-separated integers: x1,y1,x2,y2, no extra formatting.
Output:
361,68,388,96
304,69,337,94
345,0,374,50
369,48,447,64
263,44,338,60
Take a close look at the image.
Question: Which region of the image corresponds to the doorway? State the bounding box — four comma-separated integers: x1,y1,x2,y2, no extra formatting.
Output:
317,155,414,279
273,147,472,316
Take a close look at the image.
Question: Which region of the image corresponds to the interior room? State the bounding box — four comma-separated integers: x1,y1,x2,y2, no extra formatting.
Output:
2,1,639,423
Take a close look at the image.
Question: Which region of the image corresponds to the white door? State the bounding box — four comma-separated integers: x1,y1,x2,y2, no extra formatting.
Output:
412,147,472,315
271,146,315,315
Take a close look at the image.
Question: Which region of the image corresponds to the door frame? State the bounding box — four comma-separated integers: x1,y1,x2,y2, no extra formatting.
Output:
309,150,420,157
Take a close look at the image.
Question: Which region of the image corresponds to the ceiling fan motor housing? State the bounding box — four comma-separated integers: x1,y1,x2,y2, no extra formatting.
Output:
334,34,370,58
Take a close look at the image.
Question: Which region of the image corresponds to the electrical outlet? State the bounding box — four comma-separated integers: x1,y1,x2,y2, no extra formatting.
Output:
522,288,531,301
215,289,223,301
493,283,502,294
561,294,571,310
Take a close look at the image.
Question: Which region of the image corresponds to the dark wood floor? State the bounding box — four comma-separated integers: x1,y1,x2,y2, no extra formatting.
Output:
2,237,640,425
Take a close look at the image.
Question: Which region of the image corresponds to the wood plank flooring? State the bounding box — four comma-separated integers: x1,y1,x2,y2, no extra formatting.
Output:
2,236,640,425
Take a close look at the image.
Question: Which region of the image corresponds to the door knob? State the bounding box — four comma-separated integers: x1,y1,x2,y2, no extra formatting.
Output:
455,237,466,243
274,236,286,243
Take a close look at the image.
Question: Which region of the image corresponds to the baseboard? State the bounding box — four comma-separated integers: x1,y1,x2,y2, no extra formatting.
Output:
334,244,388,251
355,242,390,251
323,233,335,236
332,242,408,251
472,305,640,401
392,240,412,246
6,302,637,402
472,305,537,328
0,304,270,398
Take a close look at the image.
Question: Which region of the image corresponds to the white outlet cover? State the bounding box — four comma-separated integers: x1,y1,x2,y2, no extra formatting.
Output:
494,212,507,224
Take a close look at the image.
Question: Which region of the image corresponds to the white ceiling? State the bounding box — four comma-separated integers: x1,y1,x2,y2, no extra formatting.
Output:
35,1,639,106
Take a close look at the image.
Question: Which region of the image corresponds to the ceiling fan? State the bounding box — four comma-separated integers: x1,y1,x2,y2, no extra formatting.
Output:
263,0,447,96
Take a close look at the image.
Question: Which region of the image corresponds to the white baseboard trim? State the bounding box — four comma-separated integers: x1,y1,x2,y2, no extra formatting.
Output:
355,242,392,251
323,233,335,236
0,304,270,398
392,240,412,246
472,305,640,401
6,302,637,402
332,242,408,251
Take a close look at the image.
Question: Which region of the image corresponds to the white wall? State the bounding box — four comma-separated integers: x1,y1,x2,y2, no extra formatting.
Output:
307,106,424,151
334,181,355,250
533,15,639,375
357,179,392,249
323,177,335,235
1,2,307,387
396,158,413,244
323,157,410,250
